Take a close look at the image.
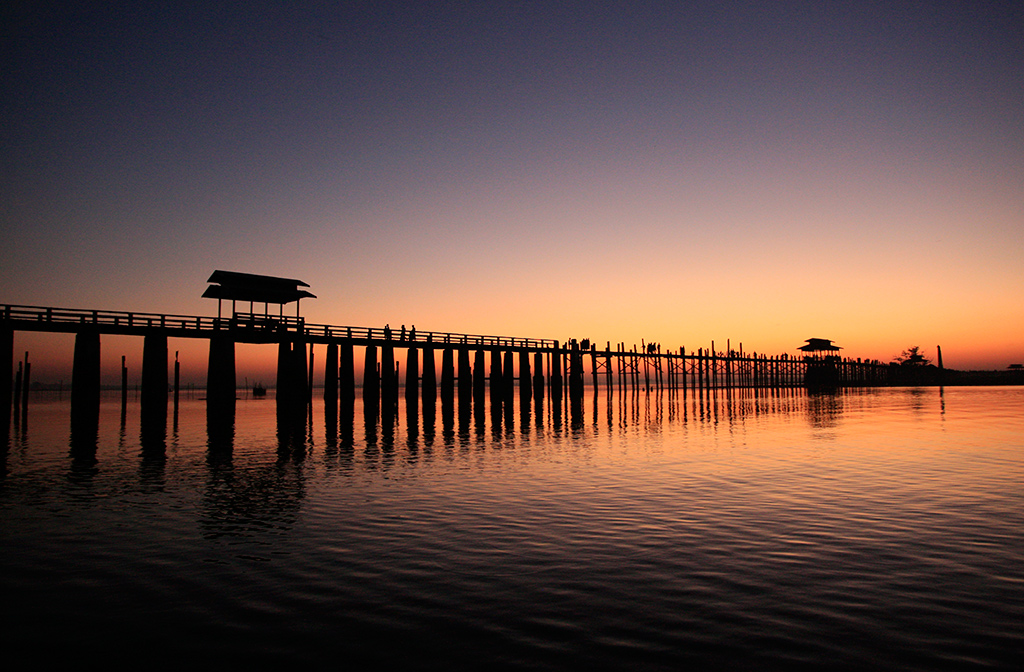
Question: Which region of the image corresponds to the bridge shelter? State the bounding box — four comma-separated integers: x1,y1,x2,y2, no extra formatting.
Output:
798,337,841,360
202,270,316,319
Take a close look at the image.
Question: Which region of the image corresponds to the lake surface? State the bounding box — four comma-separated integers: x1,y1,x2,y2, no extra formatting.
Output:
2,386,1022,670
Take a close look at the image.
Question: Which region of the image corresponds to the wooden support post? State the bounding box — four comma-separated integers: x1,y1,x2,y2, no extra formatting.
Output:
519,349,531,403
294,339,309,408
363,344,379,415
324,342,339,408
121,355,129,410
473,350,486,402
72,329,101,441
339,340,355,406
457,347,472,404
206,333,235,422
502,349,514,402
307,344,314,404
142,333,168,432
381,343,395,411
173,351,180,413
405,346,420,404
533,351,545,402
0,325,11,437
605,343,613,394
422,345,436,406
489,349,502,406
20,354,30,422
277,338,292,418
642,342,650,391
441,347,455,404
569,340,584,402
14,362,22,413
550,342,563,403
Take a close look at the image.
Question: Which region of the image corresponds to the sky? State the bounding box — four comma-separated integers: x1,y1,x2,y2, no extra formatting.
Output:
3,1,1022,384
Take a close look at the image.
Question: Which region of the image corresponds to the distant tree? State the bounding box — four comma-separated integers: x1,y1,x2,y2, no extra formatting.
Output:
895,346,930,366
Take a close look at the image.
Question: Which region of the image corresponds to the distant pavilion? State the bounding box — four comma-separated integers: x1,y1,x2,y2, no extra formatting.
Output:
202,270,316,319
798,338,842,359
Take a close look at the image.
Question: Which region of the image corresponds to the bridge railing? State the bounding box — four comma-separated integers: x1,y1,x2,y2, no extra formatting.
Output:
2,304,559,349
243,314,558,349
1,304,234,331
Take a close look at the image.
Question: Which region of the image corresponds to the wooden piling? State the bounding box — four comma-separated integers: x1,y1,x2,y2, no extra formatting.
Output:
473,350,486,401
363,344,379,413
339,340,355,405
457,347,472,404
533,351,545,402
422,345,436,405
381,343,395,410
121,355,129,409
489,349,502,406
406,346,419,404
18,354,30,423
173,351,180,413
324,342,339,407
569,340,584,402
519,349,532,404
605,343,613,394
206,333,235,420
71,329,101,437
441,347,455,403
549,341,562,402
142,333,168,430
13,362,21,412
1,325,11,435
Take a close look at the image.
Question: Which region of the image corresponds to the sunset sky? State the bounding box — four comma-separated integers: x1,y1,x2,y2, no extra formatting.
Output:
3,1,1022,384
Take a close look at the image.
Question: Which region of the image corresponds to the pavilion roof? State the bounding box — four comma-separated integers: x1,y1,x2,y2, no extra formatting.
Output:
202,270,316,305
798,337,841,352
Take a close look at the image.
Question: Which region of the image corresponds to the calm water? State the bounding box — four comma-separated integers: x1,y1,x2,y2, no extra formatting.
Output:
2,386,1022,670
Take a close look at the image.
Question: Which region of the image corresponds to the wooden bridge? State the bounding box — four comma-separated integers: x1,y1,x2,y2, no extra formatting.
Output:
2,301,888,437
